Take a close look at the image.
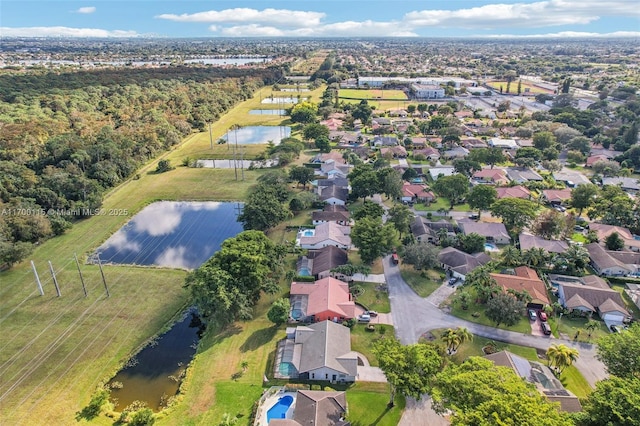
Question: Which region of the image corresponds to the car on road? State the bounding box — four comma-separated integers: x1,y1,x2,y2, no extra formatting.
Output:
538,311,548,322
364,310,378,317
541,322,552,335
528,309,538,321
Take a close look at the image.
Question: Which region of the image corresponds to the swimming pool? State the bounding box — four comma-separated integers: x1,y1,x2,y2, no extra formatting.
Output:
279,362,296,376
301,229,315,237
291,308,304,320
484,242,499,251
267,395,294,421
298,267,311,276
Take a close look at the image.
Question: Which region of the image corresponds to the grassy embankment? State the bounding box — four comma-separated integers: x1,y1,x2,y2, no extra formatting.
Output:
0,83,319,425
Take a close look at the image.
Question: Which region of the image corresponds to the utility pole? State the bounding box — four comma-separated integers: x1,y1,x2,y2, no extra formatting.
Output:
208,122,213,150
96,254,110,298
48,261,61,297
74,253,87,297
31,261,44,296
234,127,239,181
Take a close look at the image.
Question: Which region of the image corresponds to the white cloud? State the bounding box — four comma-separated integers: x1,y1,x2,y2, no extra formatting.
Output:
0,26,138,37
219,20,417,37
478,31,640,38
76,6,96,14
404,0,640,30
157,8,325,28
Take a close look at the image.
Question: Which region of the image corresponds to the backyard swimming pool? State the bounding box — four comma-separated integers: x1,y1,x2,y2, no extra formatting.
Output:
484,242,499,252
267,395,294,422
302,229,315,237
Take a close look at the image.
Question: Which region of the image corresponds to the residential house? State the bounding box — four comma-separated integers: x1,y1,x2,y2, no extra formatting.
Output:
542,189,572,205
489,138,519,150
438,247,491,281
442,146,470,159
316,177,349,195
320,186,348,206
590,147,623,159
602,177,640,193
428,166,456,181
460,137,488,149
301,246,349,279
380,146,408,158
485,351,582,412
372,136,398,147
288,321,358,382
519,233,568,254
312,205,351,226
312,152,347,165
413,147,440,161
459,221,511,244
472,168,509,185
515,139,534,148
411,217,455,243
318,160,351,179
401,182,436,203
586,154,611,167
289,277,356,322
320,118,344,132
270,390,350,426
297,222,351,250
505,167,543,183
455,110,474,119
496,185,531,200
553,274,629,324
410,137,427,149
490,266,550,308
586,243,635,276
588,223,640,252
553,169,591,187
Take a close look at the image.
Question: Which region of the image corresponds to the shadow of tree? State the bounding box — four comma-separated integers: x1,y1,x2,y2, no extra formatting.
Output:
240,326,278,353
198,324,242,353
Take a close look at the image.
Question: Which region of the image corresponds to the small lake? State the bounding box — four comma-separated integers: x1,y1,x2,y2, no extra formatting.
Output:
108,309,204,412
277,88,310,92
222,126,291,145
261,97,305,104
94,201,243,269
249,109,287,115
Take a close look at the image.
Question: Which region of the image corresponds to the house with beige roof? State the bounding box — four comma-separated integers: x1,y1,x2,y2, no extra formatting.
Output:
585,243,638,276
472,168,509,185
542,189,572,205
312,205,351,226
270,390,350,426
496,185,531,200
297,246,348,279
438,247,491,280
297,222,351,250
490,266,550,308
519,233,568,254
289,277,356,322
458,221,511,245
587,223,640,252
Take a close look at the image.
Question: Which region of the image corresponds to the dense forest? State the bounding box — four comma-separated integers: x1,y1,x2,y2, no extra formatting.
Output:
0,65,283,267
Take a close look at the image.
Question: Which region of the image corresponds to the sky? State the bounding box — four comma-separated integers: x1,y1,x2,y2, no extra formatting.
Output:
1,0,639,38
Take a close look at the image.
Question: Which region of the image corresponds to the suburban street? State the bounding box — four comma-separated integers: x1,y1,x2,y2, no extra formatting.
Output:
382,255,608,387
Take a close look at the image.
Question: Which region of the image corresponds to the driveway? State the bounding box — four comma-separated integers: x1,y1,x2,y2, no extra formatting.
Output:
399,396,449,426
383,255,608,387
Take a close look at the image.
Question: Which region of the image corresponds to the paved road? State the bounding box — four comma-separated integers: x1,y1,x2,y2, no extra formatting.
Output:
384,255,608,387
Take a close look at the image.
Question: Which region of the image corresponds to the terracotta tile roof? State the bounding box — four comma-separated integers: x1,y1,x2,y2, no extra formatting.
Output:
542,189,572,203
490,266,550,305
496,185,531,199
290,277,355,319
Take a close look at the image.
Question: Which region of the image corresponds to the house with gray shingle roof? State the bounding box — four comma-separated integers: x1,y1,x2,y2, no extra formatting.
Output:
519,233,568,254
438,247,491,280
270,390,350,426
554,274,629,324
458,221,511,245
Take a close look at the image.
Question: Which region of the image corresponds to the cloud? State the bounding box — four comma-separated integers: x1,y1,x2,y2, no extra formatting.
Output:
404,0,640,30
76,6,96,14
0,26,138,37
478,31,640,38
157,8,325,28
218,20,417,37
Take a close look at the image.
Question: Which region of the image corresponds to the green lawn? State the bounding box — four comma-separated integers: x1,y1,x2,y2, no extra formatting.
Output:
609,283,640,318
350,324,394,367
571,233,588,243
414,197,471,212
485,81,551,95
559,365,593,399
339,88,408,100
400,266,445,298
349,253,385,275
353,281,390,313
547,315,609,343
346,382,406,426
447,288,533,334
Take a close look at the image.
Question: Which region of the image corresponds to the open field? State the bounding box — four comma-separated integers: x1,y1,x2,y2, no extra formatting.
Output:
346,382,406,426
400,266,444,298
288,49,331,75
339,88,408,100
485,80,553,95
0,84,314,424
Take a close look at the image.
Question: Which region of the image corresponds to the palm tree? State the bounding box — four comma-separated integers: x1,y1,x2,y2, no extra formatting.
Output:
546,344,579,376
441,328,460,355
451,327,473,353
522,247,548,268
562,245,590,273
501,246,522,267
585,319,599,339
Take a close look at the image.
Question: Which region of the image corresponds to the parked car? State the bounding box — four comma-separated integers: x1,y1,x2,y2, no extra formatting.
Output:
364,310,378,317
541,322,552,335
448,277,460,286
358,314,371,323
610,324,622,333
528,309,537,321
468,214,480,220
574,225,585,232
538,311,548,322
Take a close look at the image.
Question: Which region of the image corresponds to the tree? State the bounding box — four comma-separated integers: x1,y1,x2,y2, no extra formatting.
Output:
577,376,640,426
522,247,548,268
433,174,469,209
352,100,372,123
485,293,526,326
585,319,599,339
402,241,439,270
351,216,395,264
155,159,173,173
238,188,290,231
314,135,331,153
0,240,33,268
531,209,568,240
546,344,579,376
442,327,472,354
129,408,155,426
605,231,625,251
453,159,481,177
267,298,290,326
484,147,506,169
388,204,413,238
302,122,329,140
372,337,443,407
533,131,557,151
515,146,543,161
458,233,485,254
288,166,315,189
349,165,379,200
353,200,384,220
432,357,572,426
467,185,497,219
570,183,599,217
490,198,538,235
402,168,418,181
554,244,589,274
377,167,403,200
597,322,640,378
291,101,318,124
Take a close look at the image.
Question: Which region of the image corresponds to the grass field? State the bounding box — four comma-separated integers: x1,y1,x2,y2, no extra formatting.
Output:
0,83,323,425
485,80,553,95
346,382,406,426
353,281,391,313
339,88,408,100
350,324,394,367
400,266,444,298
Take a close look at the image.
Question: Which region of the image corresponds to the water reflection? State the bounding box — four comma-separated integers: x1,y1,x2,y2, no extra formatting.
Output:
222,126,291,145
95,201,243,269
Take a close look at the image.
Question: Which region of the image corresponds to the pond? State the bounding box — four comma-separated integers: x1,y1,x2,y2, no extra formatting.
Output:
261,97,306,104
108,309,204,412
249,109,287,115
94,201,243,269
222,126,291,145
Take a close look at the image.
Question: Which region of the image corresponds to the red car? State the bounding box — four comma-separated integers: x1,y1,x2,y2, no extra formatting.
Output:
538,311,548,322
